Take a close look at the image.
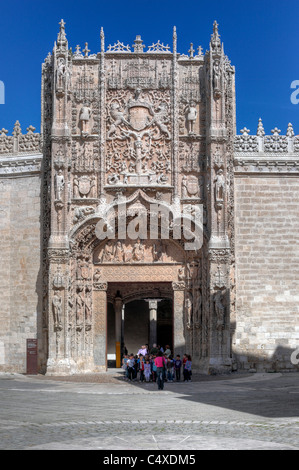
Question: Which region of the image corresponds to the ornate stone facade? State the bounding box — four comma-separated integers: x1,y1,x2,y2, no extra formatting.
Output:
0,20,298,375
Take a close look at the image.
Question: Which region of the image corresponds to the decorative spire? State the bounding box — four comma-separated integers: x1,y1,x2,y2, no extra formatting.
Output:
83,42,90,58
133,35,145,53
271,127,281,136
188,43,195,59
286,122,294,137
173,26,177,55
57,19,68,50
240,127,250,136
0,128,8,137
256,118,265,137
210,20,221,54
13,120,21,137
100,27,105,53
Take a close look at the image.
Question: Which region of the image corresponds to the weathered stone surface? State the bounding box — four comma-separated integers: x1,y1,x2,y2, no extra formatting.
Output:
0,175,42,372
234,176,299,371
0,21,298,376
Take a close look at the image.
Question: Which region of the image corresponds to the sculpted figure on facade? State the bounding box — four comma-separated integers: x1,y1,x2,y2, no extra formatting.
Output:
185,101,197,134
193,288,202,328
214,290,226,330
56,58,67,91
214,169,225,208
79,105,92,137
114,240,125,263
85,286,92,328
54,169,65,201
185,292,193,329
52,292,63,331
132,238,145,262
76,287,85,329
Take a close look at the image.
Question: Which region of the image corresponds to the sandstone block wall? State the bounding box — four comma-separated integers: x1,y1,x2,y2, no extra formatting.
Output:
0,175,42,373
234,175,299,371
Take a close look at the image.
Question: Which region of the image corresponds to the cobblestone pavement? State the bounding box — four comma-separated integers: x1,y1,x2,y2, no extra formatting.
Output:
0,370,298,450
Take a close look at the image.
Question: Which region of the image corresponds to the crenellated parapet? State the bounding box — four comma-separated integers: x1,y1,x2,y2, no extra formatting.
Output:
234,120,299,174
0,121,41,155
0,121,42,177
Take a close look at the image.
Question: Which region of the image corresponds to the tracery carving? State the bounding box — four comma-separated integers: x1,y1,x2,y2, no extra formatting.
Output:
105,89,171,186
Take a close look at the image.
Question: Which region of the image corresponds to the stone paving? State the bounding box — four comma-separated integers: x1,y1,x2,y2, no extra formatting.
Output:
0,370,298,450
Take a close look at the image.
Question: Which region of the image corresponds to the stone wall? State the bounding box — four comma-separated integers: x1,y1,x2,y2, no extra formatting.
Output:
0,173,42,373
234,175,299,371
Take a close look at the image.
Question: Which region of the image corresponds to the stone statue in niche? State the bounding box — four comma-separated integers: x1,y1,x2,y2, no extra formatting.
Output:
214,290,226,330
52,292,63,331
54,169,65,201
56,58,67,91
132,238,145,262
182,175,188,199
185,292,193,329
100,240,114,262
213,59,221,99
76,287,85,329
214,169,225,208
114,240,125,262
185,102,197,134
85,286,92,328
193,288,202,327
79,106,92,137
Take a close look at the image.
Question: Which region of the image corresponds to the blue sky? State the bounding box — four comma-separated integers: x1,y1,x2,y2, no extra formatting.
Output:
0,0,298,135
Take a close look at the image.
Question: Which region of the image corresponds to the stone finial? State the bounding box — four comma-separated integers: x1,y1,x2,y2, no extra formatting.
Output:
100,27,105,53
133,35,145,53
83,42,90,58
240,127,250,136
173,26,177,54
257,118,265,137
271,127,281,136
286,122,294,137
197,46,203,57
13,120,21,136
0,128,8,137
57,19,68,50
188,43,195,59
26,125,36,135
210,20,221,53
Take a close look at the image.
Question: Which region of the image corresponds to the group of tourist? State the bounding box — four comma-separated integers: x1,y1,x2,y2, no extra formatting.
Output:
122,343,192,389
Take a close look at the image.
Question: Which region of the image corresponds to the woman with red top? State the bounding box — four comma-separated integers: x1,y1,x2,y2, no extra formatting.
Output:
154,351,166,390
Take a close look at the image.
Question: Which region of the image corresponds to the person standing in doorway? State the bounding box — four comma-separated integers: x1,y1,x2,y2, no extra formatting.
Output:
184,355,192,382
155,351,166,391
174,355,182,381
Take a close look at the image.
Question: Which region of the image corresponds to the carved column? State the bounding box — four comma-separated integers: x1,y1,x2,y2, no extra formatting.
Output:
148,300,158,348
172,281,186,358
93,282,108,371
114,295,123,368
204,22,234,373
47,252,76,376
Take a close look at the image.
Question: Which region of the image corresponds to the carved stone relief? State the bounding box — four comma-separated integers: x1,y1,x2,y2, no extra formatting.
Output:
105,89,172,187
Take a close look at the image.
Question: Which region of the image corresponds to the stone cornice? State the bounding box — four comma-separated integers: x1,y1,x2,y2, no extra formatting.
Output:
0,153,43,177
234,154,299,175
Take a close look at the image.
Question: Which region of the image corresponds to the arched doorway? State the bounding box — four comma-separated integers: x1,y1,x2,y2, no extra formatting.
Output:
107,283,173,367
107,297,174,366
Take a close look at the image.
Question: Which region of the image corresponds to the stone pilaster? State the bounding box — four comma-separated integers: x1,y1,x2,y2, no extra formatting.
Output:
172,281,186,358
93,282,108,371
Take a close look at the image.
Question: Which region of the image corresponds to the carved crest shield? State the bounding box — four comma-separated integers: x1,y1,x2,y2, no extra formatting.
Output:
79,176,91,197
128,106,151,131
81,262,91,280
187,176,199,196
